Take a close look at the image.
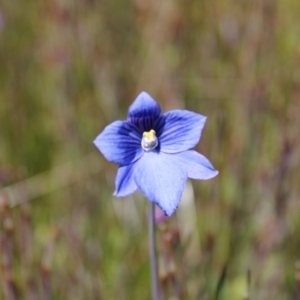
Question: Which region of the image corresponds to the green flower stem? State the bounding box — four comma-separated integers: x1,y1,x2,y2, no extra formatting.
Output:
149,201,160,300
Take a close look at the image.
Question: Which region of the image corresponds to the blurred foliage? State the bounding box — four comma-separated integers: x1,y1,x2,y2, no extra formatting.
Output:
1,0,300,299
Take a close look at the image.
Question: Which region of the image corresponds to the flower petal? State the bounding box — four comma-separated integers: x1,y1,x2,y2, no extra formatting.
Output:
134,152,187,216
175,150,219,179
128,91,161,119
128,92,162,132
158,110,207,153
114,163,138,197
93,120,143,165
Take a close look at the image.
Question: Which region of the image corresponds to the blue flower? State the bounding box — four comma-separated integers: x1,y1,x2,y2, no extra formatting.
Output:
94,92,218,216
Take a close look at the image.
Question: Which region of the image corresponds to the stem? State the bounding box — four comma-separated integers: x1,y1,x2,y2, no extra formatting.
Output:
149,202,160,300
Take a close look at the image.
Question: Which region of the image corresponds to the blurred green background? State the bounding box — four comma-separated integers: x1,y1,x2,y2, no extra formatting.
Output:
1,0,300,299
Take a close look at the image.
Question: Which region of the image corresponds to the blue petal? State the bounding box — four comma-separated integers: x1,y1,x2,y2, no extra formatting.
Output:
114,163,138,197
157,110,207,153
93,120,143,165
128,91,161,119
128,92,162,132
134,152,187,216
175,151,219,179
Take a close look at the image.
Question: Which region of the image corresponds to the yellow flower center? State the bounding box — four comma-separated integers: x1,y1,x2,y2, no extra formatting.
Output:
141,129,158,151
